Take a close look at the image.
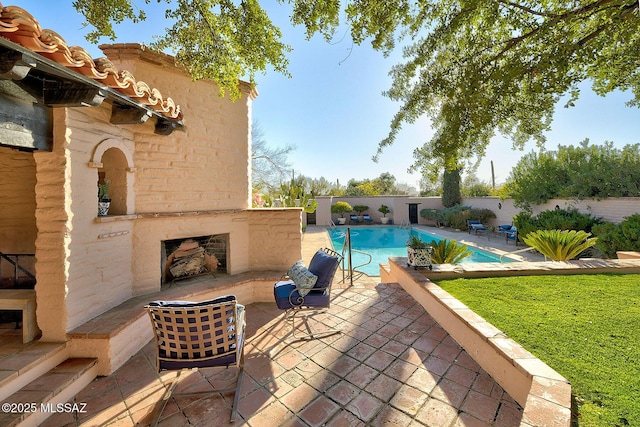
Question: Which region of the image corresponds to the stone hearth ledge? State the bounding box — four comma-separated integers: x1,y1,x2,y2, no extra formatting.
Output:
67,271,282,375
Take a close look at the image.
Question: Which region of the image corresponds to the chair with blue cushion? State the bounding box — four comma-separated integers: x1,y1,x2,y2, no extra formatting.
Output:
145,295,245,424
467,219,490,238
362,214,373,224
349,214,361,224
505,226,518,246
497,224,518,245
273,248,343,340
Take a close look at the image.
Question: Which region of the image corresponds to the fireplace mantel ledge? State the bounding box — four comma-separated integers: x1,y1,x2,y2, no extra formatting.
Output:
94,208,301,222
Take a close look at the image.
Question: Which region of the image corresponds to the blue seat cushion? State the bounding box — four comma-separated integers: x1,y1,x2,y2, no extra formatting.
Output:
274,280,330,310
158,340,241,370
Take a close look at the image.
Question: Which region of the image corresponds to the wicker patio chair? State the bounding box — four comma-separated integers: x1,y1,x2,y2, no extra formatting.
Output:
145,295,245,424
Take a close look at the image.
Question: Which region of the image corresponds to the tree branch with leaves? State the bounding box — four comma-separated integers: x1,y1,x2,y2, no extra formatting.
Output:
73,0,640,171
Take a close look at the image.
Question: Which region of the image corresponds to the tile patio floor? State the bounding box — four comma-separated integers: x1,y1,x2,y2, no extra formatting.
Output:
41,284,523,427
39,226,527,426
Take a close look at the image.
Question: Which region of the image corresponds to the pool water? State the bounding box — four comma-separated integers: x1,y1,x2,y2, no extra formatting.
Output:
329,226,510,276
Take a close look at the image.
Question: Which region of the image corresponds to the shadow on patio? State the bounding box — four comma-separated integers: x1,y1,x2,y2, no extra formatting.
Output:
42,282,523,426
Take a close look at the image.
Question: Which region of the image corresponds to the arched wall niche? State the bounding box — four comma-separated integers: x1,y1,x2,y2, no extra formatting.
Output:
89,139,135,216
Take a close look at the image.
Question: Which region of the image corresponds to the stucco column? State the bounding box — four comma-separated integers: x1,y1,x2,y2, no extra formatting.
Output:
32,111,70,341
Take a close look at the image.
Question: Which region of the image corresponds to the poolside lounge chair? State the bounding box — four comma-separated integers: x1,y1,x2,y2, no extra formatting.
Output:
273,248,342,340
145,295,245,424
505,226,518,246
362,214,373,224
350,214,361,224
467,219,489,237
497,224,518,245
497,224,512,233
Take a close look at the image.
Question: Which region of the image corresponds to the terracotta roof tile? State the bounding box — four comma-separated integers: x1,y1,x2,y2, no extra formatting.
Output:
0,4,182,120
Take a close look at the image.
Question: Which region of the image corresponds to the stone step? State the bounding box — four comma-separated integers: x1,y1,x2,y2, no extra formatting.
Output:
0,358,98,427
0,341,68,402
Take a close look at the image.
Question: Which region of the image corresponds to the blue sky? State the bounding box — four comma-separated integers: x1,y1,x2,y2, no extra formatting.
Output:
14,1,640,189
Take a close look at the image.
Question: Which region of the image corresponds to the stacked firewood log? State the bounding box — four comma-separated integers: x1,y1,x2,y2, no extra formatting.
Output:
165,239,219,279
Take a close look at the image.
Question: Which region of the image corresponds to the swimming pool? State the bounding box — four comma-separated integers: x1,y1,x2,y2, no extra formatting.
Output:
329,226,511,276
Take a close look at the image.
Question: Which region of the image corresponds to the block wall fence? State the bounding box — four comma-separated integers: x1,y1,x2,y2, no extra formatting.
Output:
314,195,640,227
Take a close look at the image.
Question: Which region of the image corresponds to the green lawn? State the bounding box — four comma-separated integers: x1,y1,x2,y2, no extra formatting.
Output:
435,274,639,427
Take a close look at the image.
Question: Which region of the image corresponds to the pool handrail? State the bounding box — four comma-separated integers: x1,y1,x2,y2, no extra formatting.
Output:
499,246,543,262
338,227,373,284
341,248,372,283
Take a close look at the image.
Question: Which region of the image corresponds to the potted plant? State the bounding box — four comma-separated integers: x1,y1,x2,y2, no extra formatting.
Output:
406,232,433,270
98,179,111,216
331,201,353,225
378,204,391,224
353,205,369,220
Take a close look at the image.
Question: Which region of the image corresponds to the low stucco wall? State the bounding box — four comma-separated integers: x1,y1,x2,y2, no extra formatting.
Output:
617,251,640,259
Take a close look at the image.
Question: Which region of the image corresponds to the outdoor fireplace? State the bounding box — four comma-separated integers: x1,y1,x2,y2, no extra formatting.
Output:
161,234,228,283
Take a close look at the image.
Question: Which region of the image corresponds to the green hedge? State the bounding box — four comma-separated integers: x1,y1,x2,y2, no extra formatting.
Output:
593,214,640,258
513,208,603,243
420,205,496,230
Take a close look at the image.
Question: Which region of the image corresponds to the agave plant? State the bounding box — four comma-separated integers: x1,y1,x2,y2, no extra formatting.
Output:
429,239,472,264
522,229,598,261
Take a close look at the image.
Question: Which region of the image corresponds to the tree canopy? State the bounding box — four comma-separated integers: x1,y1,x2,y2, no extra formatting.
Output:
75,0,640,172
504,139,640,206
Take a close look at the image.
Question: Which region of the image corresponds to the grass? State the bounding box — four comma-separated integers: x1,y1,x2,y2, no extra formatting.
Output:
435,274,640,427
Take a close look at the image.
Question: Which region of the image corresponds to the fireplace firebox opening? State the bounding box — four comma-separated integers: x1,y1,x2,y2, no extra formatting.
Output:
161,234,228,283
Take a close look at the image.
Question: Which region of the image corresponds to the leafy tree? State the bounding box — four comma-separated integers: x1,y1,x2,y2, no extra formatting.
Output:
74,0,292,99
461,174,493,197
75,1,640,169
306,176,334,197
371,1,640,177
442,168,461,207
419,176,442,197
344,173,406,196
505,140,640,206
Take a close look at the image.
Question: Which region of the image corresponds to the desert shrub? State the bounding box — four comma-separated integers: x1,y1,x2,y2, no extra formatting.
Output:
420,206,467,228
514,208,602,242
441,205,471,229
420,205,496,230
447,207,496,230
331,201,352,217
352,205,369,214
420,208,441,225
593,214,640,258
592,222,619,258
